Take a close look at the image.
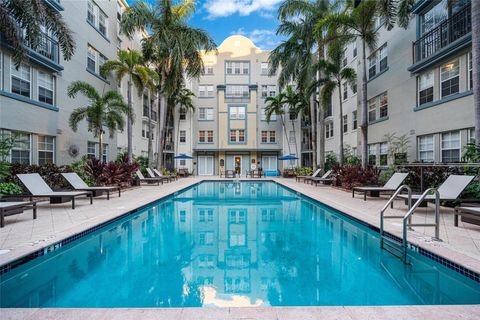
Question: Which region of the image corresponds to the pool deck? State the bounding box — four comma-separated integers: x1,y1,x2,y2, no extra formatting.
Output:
1,176,479,319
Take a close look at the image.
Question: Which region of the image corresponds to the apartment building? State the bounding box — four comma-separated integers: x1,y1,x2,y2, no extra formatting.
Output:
176,35,303,176
324,0,475,166
0,0,153,166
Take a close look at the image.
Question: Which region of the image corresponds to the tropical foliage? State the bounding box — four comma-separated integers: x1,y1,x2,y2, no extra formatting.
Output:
67,81,131,161
0,0,75,66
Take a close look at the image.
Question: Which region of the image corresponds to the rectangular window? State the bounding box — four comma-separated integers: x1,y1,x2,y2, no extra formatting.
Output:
440,59,459,98
179,130,186,143
352,111,357,130
204,64,214,75
179,108,186,120
230,130,236,142
353,41,357,58
261,85,276,98
238,130,245,142
351,82,357,95
38,135,55,165
226,85,249,98
418,134,434,162
230,106,246,119
261,62,269,75
261,131,267,143
343,114,348,133
379,142,388,165
368,54,377,78
343,82,348,100
226,61,249,75
441,131,460,163
379,92,388,118
199,131,206,143
87,45,96,72
468,128,475,143
378,44,388,72
368,98,376,122
142,92,149,117
368,43,388,79
198,108,213,120
11,132,31,164
98,11,108,36
207,131,213,143
368,144,376,166
418,71,434,105
325,122,333,139
87,141,96,159
87,0,96,25
11,63,30,98
269,131,275,143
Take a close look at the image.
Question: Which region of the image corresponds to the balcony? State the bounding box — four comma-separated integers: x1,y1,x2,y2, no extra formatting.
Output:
225,95,250,103
411,4,471,68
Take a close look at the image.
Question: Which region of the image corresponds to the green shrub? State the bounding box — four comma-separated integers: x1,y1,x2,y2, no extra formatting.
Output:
7,163,71,190
345,154,361,167
0,182,23,196
333,165,379,190
294,167,313,176
378,166,396,185
325,153,338,171
0,134,16,181
69,156,95,186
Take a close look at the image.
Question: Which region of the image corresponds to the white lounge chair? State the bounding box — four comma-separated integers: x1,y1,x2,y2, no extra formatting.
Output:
309,170,334,186
146,168,171,183
153,168,177,182
352,172,409,201
62,172,121,200
398,175,476,204
0,201,37,227
17,173,92,209
296,168,321,182
135,170,162,185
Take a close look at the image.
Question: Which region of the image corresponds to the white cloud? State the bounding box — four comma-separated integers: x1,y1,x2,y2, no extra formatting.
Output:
203,0,282,19
229,28,281,50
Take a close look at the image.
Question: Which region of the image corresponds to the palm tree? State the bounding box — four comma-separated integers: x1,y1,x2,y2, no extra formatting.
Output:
274,0,332,171
1,0,75,66
101,49,154,162
174,87,195,148
265,92,292,156
318,41,357,166
283,85,301,159
318,0,379,168
67,81,131,161
120,0,216,169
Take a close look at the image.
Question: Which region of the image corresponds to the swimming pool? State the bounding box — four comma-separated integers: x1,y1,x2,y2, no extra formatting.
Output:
1,181,479,307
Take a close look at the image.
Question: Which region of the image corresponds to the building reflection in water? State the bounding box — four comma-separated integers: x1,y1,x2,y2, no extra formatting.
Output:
1,182,479,307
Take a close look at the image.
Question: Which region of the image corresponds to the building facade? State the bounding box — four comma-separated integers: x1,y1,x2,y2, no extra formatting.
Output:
324,0,474,166
175,35,302,176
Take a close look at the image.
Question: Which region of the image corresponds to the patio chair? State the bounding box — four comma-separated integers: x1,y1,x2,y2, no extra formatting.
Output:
153,168,178,182
146,168,170,183
62,172,121,200
225,170,236,178
135,170,162,185
352,172,409,201
397,174,476,205
454,205,480,227
17,173,93,209
309,170,334,186
296,168,321,182
0,201,37,228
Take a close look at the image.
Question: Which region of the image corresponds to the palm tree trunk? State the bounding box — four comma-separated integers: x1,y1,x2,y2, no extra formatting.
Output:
360,38,369,168
127,79,133,162
147,93,153,168
338,81,344,166
473,0,480,145
317,47,325,172
291,119,299,160
156,90,167,169
310,97,317,169
98,131,103,163
281,115,292,155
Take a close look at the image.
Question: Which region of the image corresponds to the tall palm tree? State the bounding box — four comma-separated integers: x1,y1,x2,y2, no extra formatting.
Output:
121,0,216,169
174,87,195,148
67,81,131,161
318,0,379,168
274,0,332,171
265,92,292,156
1,0,75,66
101,49,153,162
318,41,357,166
283,85,301,158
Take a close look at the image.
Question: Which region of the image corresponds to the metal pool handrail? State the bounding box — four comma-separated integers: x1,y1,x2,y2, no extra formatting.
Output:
402,188,441,260
380,185,412,250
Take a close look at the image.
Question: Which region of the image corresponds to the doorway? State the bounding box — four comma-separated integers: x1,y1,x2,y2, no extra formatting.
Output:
234,156,242,175
198,156,214,175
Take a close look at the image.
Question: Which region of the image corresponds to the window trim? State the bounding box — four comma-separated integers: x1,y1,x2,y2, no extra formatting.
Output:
10,62,31,98
37,135,55,165
440,130,461,163
418,134,435,163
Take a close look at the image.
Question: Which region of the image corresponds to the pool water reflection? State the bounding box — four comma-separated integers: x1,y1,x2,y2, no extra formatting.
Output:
1,181,479,307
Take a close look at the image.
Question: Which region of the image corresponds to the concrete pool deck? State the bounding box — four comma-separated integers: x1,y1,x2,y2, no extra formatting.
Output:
1,177,479,319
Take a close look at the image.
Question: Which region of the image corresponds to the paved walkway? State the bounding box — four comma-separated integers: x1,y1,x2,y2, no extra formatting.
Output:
1,177,479,319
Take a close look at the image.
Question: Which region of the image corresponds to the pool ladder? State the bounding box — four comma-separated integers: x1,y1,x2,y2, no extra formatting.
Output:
380,185,441,263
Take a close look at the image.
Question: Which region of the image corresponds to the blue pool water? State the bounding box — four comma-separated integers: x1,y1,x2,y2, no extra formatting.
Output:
1,181,479,307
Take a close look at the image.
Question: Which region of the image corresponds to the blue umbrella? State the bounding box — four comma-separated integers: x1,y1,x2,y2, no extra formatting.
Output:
278,155,299,160
174,154,193,159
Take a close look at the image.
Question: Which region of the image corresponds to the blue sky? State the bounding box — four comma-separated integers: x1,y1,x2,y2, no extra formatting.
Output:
140,0,284,50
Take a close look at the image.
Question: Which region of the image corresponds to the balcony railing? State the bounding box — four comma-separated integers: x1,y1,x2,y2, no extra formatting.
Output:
26,31,60,64
412,4,471,64
225,95,250,103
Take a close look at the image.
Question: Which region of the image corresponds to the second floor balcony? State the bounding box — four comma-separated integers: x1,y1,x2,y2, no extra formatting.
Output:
412,3,471,66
